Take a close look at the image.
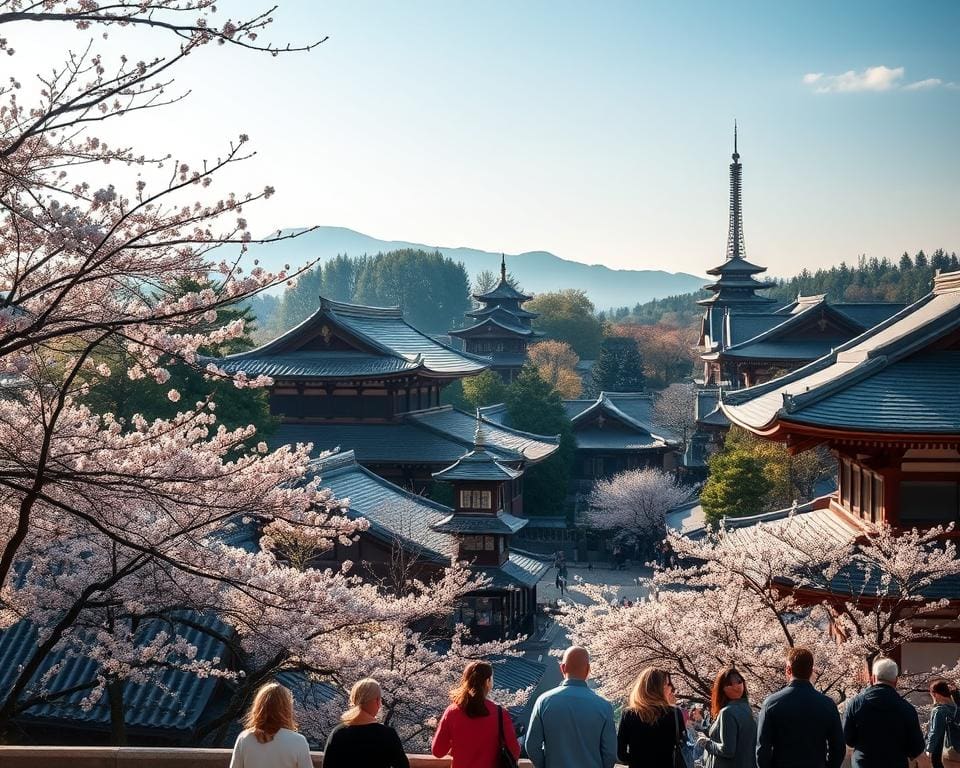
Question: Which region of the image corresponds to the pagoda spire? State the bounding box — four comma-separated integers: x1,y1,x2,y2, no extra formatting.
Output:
726,121,745,260
500,253,507,283
474,408,486,448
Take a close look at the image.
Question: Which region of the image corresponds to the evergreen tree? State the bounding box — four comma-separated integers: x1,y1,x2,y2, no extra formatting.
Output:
899,252,913,271
322,253,364,301
353,249,470,333
591,336,645,393
700,450,771,525
505,367,575,517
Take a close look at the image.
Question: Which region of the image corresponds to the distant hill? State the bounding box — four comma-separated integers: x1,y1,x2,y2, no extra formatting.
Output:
243,226,707,308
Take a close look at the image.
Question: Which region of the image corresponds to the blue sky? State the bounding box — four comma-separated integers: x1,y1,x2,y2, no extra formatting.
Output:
17,1,960,278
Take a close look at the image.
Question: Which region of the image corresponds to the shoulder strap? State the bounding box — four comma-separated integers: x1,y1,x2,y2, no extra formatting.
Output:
498,703,505,744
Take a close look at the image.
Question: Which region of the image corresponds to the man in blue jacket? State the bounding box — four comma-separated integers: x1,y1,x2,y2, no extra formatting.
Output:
843,657,925,768
757,647,845,768
525,646,617,768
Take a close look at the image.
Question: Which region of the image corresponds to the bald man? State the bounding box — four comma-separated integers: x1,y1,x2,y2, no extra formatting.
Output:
525,646,617,768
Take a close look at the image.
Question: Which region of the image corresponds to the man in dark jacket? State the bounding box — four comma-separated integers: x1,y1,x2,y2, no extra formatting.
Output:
842,658,925,768
757,647,845,768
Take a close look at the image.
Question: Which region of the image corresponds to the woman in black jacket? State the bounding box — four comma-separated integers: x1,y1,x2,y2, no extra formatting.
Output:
323,678,409,768
618,667,684,768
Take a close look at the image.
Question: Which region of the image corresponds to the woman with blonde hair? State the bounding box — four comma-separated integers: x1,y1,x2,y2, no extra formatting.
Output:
617,667,684,768
432,660,521,768
229,681,312,768
323,677,408,768
696,667,756,768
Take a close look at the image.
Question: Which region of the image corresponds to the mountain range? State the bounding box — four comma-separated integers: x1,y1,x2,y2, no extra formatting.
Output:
244,227,707,309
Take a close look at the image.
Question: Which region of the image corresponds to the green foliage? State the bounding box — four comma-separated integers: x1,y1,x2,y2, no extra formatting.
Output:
591,336,644,393
439,379,470,410
527,289,605,358
700,426,833,524
461,369,508,408
700,449,771,525
272,249,471,336
353,249,471,333
505,366,575,517
84,280,276,436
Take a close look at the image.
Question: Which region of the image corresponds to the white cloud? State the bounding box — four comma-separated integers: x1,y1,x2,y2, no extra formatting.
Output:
807,65,904,93
904,78,943,90
803,66,956,93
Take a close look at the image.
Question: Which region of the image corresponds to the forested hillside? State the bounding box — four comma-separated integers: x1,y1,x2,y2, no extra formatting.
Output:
252,249,471,338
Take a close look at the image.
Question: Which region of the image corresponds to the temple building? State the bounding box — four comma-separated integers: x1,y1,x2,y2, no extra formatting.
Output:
694,130,903,429
307,439,548,641
214,297,559,497
717,269,960,669
482,391,680,492
449,255,542,382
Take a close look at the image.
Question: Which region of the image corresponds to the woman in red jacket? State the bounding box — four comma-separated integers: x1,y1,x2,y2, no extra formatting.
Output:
432,661,521,768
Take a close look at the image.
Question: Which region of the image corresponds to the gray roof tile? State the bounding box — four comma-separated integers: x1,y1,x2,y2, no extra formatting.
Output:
722,273,960,434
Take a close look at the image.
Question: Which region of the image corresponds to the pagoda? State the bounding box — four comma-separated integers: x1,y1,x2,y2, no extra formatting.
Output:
696,129,902,393
431,415,546,638
449,255,542,382
718,269,960,670
698,125,777,387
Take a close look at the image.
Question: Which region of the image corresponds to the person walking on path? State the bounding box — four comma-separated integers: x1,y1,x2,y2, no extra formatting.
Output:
229,682,313,768
431,660,521,768
323,678,409,768
615,666,683,768
842,658,925,768
925,678,960,768
756,647,844,768
697,667,756,768
525,646,617,768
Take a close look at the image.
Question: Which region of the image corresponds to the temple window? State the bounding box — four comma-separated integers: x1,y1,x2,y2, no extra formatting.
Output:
459,490,492,509
900,481,960,525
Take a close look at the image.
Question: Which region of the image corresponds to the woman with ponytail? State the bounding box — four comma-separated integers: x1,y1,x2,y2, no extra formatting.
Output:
431,660,521,768
323,678,409,768
229,682,312,768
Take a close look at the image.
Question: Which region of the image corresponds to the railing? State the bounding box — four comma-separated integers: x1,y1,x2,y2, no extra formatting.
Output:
0,746,537,767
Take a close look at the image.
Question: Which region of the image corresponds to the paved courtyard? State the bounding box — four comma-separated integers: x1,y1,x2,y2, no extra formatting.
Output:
536,561,653,606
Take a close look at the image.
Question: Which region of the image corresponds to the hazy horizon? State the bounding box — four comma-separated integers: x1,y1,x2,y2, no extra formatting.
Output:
14,1,960,279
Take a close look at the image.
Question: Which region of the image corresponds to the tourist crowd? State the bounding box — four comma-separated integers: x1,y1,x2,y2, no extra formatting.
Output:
227,646,960,768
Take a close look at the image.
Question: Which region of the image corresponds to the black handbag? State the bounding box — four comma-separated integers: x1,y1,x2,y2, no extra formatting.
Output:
673,707,692,768
497,704,519,768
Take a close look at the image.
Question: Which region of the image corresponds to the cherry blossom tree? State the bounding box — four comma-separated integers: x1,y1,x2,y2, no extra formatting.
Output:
584,468,690,556
0,2,498,746
559,515,960,710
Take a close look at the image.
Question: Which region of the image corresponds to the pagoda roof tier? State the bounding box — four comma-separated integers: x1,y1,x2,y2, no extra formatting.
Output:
449,313,542,340
697,290,778,307
268,406,560,465
472,552,550,589
703,276,778,292
431,511,528,535
467,304,538,320
473,279,532,302
705,254,771,276
721,270,960,438
432,443,524,482
213,297,488,381
310,450,455,563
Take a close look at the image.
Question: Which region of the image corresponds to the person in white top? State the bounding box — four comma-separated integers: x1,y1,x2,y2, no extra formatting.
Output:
229,681,313,768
